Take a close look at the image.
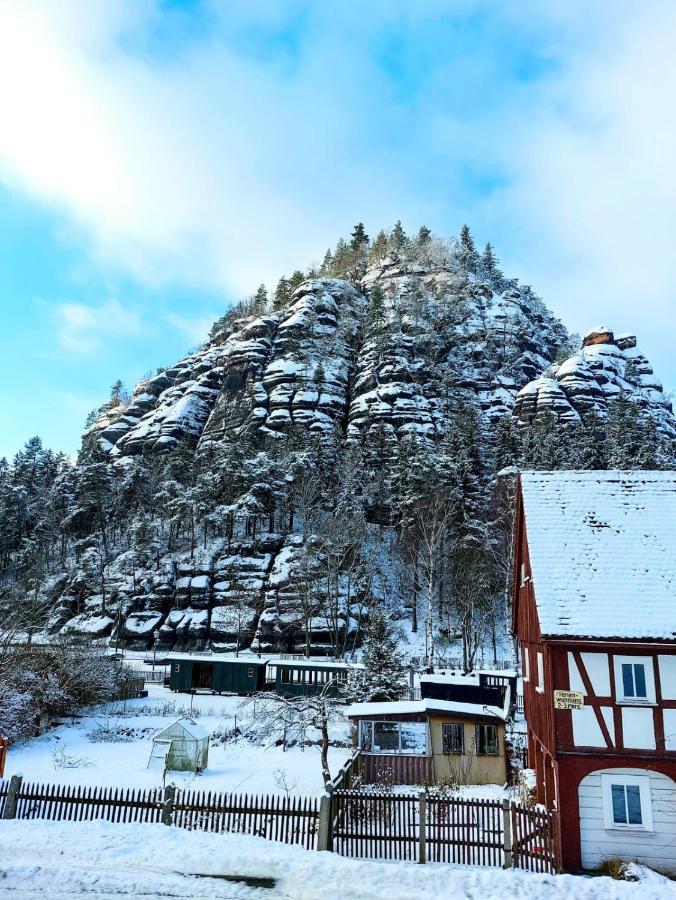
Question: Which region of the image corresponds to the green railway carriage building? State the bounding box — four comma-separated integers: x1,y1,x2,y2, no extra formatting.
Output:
169,657,268,695
269,660,354,697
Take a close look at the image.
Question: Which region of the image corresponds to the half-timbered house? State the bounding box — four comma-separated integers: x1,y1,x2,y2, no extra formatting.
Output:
513,470,676,873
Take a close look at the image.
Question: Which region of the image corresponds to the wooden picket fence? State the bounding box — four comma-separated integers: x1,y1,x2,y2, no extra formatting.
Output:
0,777,558,872
330,789,559,873
0,778,318,849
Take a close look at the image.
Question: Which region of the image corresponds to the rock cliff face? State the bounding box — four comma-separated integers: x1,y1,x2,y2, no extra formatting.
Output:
61,262,571,651
39,266,675,654
88,265,567,462
512,325,676,437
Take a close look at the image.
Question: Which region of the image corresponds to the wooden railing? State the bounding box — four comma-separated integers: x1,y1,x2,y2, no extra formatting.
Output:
328,749,363,791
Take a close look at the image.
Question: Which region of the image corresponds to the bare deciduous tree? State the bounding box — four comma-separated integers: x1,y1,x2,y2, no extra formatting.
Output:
248,684,343,785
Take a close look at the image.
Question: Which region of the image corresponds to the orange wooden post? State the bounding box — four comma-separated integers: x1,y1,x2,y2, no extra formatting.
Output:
0,739,8,778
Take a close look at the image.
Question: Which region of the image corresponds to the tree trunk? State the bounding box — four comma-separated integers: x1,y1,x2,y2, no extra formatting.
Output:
320,716,331,785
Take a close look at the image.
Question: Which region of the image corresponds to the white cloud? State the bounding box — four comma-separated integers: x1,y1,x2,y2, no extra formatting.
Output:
53,299,141,354
0,0,675,389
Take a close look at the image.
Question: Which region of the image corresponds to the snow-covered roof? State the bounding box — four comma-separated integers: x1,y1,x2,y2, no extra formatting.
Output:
344,698,509,721
155,718,209,741
269,659,362,670
168,654,269,665
520,470,676,640
419,669,516,686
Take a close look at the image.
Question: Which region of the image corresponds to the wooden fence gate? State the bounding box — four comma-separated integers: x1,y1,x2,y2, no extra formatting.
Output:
330,789,558,873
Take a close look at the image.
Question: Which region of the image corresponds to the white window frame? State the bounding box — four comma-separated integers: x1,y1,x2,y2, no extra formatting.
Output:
614,656,656,705
536,651,544,694
601,773,653,832
523,646,530,683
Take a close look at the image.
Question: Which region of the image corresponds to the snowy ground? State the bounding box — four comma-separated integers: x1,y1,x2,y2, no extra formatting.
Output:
3,684,352,796
0,820,673,899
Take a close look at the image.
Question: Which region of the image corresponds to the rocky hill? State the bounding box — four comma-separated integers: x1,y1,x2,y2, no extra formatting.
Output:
2,226,674,661
513,326,676,437
87,267,566,464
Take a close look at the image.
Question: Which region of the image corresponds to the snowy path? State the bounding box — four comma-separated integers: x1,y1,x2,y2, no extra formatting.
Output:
1,820,674,899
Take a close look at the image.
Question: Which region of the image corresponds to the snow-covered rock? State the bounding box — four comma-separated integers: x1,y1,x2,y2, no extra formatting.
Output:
513,328,676,437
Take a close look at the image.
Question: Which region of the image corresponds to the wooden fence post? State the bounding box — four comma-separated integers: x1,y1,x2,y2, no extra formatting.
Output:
2,774,23,820
317,788,333,852
418,790,426,865
161,785,175,826
502,800,513,868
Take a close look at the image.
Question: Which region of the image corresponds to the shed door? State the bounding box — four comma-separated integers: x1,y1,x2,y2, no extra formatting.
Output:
147,739,173,770
192,662,213,689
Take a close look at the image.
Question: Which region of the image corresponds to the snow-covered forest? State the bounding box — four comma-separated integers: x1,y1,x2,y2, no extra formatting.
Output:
1,223,674,701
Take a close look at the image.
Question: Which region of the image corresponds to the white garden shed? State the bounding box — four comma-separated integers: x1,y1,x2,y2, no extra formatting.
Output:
148,718,209,773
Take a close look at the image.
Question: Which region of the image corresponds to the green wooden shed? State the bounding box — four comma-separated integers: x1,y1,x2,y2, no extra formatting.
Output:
169,657,268,695
270,660,354,697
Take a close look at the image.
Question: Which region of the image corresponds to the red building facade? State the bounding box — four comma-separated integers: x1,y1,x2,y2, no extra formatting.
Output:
512,471,676,873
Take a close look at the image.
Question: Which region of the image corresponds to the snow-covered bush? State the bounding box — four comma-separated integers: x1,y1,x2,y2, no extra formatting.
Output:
0,639,122,743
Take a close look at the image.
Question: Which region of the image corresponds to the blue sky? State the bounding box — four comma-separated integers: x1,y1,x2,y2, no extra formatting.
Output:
1,0,675,457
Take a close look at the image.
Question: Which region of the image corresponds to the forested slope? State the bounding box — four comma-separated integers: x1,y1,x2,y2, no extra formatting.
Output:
2,224,674,667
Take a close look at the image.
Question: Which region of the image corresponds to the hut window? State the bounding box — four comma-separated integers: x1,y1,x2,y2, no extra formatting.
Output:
373,722,400,753
359,721,373,751
360,721,428,755
247,667,254,678
281,669,291,685
442,723,464,754
175,664,181,672
400,722,427,754
475,724,498,756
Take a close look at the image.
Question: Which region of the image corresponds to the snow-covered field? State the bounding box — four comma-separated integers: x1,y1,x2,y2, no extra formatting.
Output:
3,684,352,796
0,819,673,899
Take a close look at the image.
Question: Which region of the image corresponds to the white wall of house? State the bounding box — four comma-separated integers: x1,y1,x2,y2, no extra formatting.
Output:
659,655,676,700
578,767,676,872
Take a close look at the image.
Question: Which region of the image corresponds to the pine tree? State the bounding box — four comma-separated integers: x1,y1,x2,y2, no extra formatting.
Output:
350,222,369,251
313,361,326,386
368,229,388,265
109,380,125,408
351,610,407,702
458,225,479,274
366,284,387,333
479,243,504,290
288,270,305,292
320,248,334,276
417,225,431,244
331,239,351,278
252,284,268,314
273,277,290,310
389,220,408,257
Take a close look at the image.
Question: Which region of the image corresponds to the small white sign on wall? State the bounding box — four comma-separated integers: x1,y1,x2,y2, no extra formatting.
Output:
554,689,584,710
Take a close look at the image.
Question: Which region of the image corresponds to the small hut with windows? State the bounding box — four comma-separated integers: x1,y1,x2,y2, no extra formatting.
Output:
148,718,209,773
